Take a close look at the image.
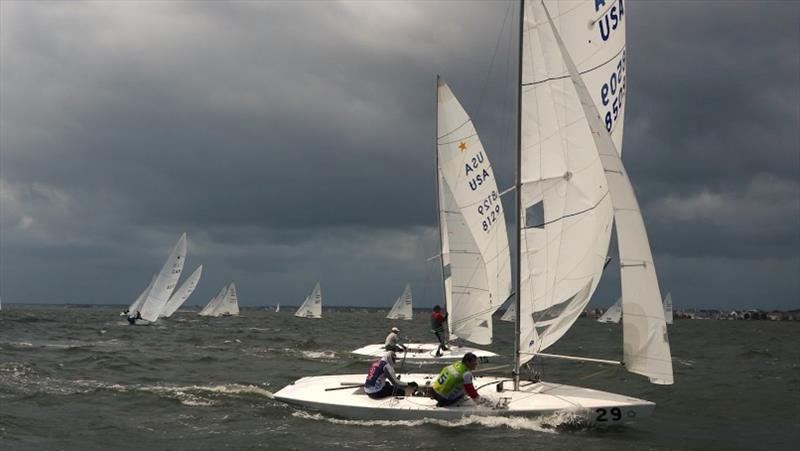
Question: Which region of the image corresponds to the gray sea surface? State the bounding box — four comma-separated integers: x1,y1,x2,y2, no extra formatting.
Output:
0,306,798,450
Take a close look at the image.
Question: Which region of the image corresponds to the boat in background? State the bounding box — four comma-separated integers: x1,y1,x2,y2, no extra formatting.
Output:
385,284,413,320
294,282,322,318
199,282,240,317
160,265,203,318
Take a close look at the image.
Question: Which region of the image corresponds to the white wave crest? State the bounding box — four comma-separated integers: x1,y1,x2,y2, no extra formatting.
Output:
291,411,568,432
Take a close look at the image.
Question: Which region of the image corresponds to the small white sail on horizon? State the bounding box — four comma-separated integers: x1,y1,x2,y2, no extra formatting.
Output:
500,302,515,323
295,282,322,318
275,304,280,313
664,292,674,325
160,265,203,318
386,284,413,320
597,297,622,324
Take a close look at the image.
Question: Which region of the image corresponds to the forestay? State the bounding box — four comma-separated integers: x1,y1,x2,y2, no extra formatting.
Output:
542,1,673,384
437,78,512,345
518,0,623,359
386,284,413,320
160,265,203,318
138,233,187,322
295,282,322,318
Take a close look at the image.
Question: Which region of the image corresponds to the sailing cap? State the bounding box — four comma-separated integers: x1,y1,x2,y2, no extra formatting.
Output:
391,327,400,333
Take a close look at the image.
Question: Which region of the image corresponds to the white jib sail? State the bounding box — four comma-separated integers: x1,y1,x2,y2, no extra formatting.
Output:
138,233,187,322
386,283,413,320
295,282,322,318
199,285,227,316
542,1,673,385
128,273,156,315
663,292,673,325
518,0,621,360
597,297,622,323
437,78,512,345
160,265,203,318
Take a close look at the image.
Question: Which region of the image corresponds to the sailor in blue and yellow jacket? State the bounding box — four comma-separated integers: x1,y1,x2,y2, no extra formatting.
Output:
431,352,480,407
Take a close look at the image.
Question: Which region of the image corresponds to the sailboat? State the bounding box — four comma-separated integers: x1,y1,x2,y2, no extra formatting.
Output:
276,304,281,313
386,284,413,320
159,265,203,318
275,0,672,424
597,297,622,323
351,79,511,362
198,282,240,317
294,282,322,318
500,302,515,323
663,292,673,324
126,233,188,324
597,293,672,325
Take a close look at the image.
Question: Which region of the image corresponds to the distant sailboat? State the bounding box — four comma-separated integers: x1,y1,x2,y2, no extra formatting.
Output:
160,265,203,318
126,233,188,324
500,302,515,323
385,284,413,320
294,283,322,318
275,304,280,313
597,298,622,324
199,282,240,317
663,292,674,325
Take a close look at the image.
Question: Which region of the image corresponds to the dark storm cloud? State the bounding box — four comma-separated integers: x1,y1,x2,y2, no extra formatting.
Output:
1,1,798,308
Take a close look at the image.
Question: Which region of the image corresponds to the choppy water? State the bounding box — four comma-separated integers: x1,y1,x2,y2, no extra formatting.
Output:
0,306,797,450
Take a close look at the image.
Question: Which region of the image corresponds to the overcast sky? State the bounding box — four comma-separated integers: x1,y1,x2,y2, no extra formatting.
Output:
1,1,798,310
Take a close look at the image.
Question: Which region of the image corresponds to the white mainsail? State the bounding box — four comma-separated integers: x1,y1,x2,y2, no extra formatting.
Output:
386,283,413,320
128,273,156,315
538,0,673,385
663,292,673,325
160,265,203,318
276,304,280,313
518,0,619,358
437,78,512,345
137,233,187,322
597,297,622,323
295,282,322,318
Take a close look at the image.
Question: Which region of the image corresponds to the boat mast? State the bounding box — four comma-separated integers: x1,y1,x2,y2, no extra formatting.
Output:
513,0,524,391
434,75,449,330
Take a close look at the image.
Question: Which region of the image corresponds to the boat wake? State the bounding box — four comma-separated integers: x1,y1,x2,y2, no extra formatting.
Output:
291,410,587,432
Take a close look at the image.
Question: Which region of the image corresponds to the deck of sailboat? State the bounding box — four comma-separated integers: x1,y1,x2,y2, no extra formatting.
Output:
273,373,655,424
351,343,498,362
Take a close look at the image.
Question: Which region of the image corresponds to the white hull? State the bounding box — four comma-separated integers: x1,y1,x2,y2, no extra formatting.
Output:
274,373,655,425
351,343,498,362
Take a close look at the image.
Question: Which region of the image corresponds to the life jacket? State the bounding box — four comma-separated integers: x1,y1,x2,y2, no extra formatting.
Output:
432,361,469,397
364,359,388,392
